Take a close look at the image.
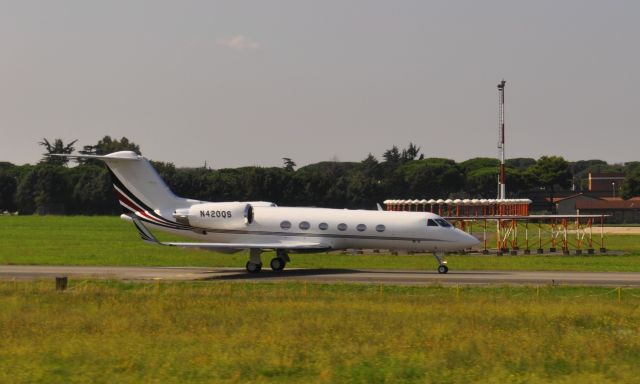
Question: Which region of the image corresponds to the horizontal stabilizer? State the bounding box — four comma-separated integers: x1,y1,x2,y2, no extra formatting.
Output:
49,152,141,161
131,215,160,243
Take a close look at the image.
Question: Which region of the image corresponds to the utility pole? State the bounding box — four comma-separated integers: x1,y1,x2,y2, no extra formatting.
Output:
497,80,506,200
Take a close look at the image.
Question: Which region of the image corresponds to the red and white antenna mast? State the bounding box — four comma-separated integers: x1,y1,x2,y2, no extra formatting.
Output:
497,80,506,199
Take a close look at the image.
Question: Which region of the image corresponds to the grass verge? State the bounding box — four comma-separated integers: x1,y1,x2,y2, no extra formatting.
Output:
1,216,640,272
1,280,640,383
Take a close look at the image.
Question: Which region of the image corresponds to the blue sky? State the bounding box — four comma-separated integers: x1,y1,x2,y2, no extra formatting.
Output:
1,0,638,167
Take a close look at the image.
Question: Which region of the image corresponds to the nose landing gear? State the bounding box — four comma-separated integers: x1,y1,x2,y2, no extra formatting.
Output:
433,252,449,274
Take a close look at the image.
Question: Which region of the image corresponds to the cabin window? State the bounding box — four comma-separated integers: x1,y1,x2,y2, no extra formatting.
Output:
375,224,386,232
319,222,329,230
435,219,452,228
356,224,367,232
337,223,348,231
299,221,310,230
427,219,438,227
280,220,292,230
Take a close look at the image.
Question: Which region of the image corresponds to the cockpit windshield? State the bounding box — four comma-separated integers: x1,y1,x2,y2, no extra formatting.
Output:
427,219,439,227
434,218,453,228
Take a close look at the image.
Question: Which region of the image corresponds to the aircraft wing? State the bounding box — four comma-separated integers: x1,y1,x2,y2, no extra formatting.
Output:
160,241,331,252
131,216,331,252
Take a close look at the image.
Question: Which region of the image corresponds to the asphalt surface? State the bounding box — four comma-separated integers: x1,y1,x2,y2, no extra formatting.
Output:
1,265,640,286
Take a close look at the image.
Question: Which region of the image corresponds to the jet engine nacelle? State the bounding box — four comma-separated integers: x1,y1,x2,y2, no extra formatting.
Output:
173,202,254,230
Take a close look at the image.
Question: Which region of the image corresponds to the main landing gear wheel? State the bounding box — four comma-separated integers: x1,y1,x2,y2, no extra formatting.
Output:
246,248,263,274
270,257,286,271
246,261,262,273
437,265,449,274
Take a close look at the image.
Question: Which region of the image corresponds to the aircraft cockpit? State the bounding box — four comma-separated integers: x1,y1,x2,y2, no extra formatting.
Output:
427,218,453,228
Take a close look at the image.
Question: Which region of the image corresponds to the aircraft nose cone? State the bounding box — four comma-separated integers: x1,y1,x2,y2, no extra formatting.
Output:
465,233,481,248
457,229,480,248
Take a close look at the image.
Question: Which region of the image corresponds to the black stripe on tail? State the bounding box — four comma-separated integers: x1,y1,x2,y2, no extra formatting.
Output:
106,168,192,230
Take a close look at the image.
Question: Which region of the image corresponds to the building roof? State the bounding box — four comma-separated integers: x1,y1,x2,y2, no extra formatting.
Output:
546,193,598,203
576,200,640,210
600,196,640,202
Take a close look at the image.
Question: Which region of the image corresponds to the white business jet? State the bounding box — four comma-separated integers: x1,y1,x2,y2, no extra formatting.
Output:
55,151,479,274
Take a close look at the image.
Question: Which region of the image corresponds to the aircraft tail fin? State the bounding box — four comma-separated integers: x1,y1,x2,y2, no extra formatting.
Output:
50,151,187,215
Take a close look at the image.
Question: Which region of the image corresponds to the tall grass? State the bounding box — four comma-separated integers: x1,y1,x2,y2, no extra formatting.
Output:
1,281,639,383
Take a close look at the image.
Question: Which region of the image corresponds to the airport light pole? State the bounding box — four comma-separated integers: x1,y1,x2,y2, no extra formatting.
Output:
497,80,506,200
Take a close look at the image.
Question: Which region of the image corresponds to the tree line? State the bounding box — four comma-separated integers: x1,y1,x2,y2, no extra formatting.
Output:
1,137,639,215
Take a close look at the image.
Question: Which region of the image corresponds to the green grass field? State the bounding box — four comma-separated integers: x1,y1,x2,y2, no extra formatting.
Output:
3,217,640,382
2,280,640,383
1,215,640,272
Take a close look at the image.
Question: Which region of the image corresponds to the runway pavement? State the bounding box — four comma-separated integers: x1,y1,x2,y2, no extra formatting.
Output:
1,265,640,286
